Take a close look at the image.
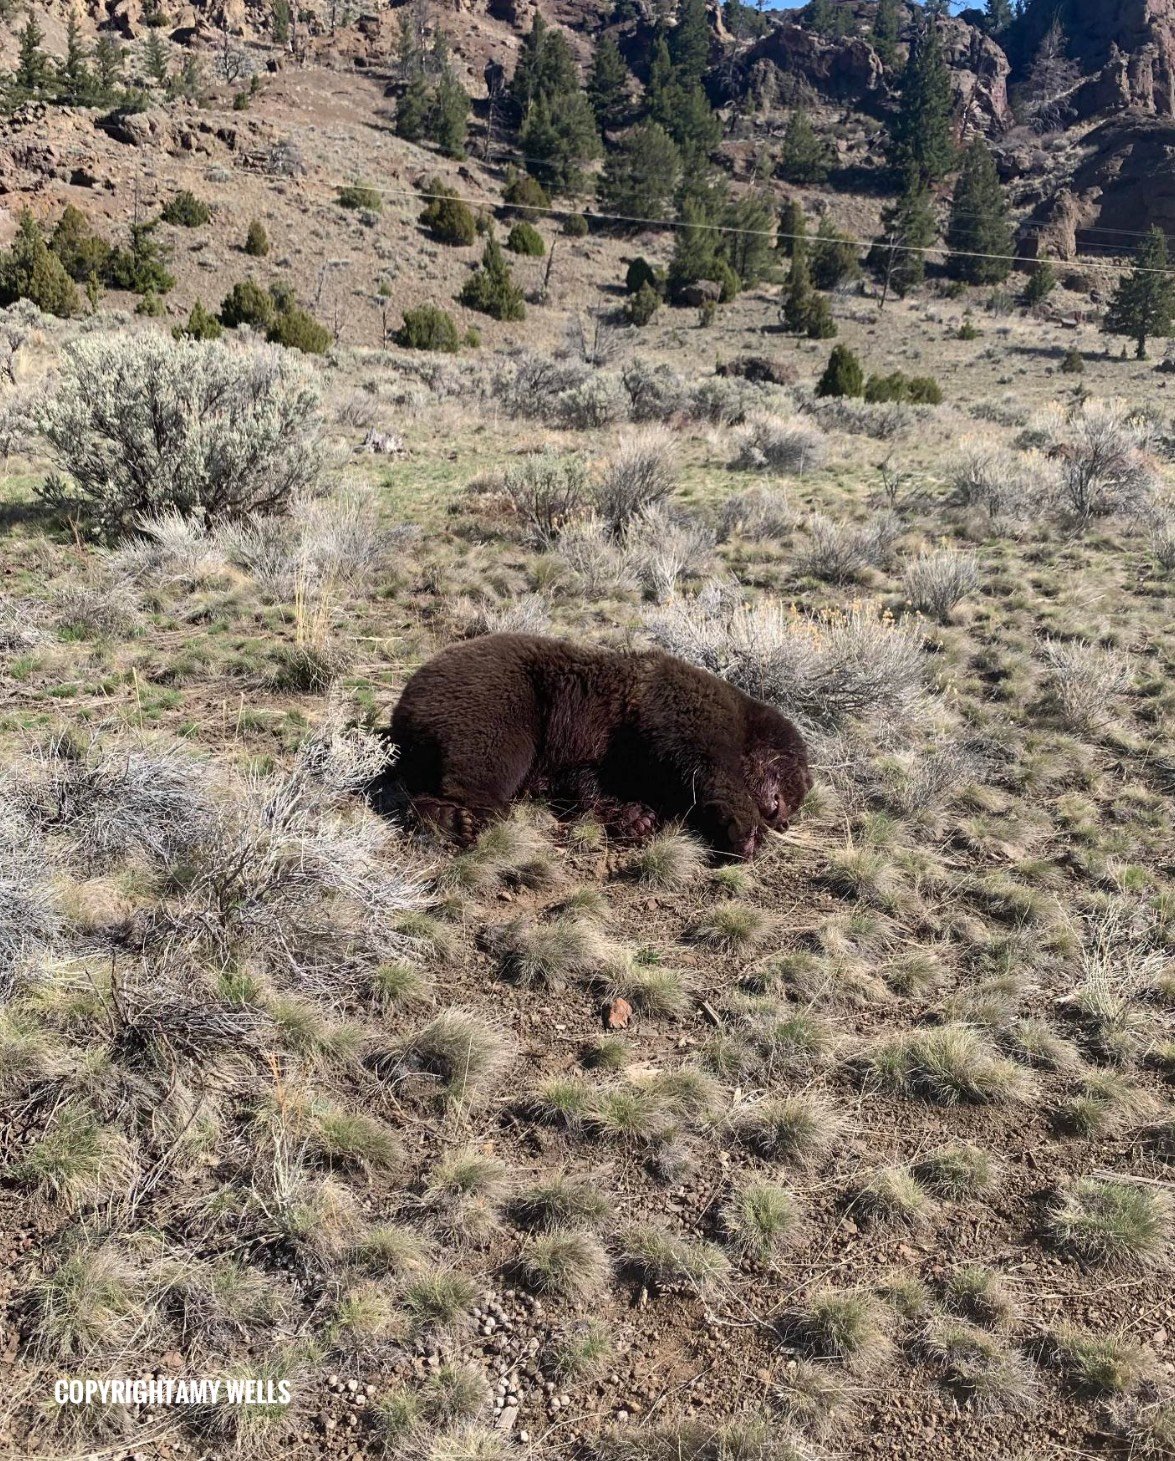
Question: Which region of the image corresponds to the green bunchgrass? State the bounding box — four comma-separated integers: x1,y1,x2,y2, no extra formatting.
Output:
916,1317,1035,1413
515,1229,611,1300
770,1358,849,1437
912,1143,997,1199
511,1172,613,1231
630,830,708,889
396,1006,510,1106
12,1102,133,1211
732,1095,840,1164
617,1225,729,1294
543,1319,613,1382
1045,1325,1151,1396
722,1180,798,1262
600,956,693,1018
419,1364,489,1427
778,1288,890,1373
401,1269,478,1336
371,960,433,1009
941,1266,1018,1328
524,1075,594,1131
861,1023,1032,1104
350,1224,429,1276
495,914,612,988
690,902,773,953
848,1166,932,1230
308,1104,402,1173
1048,1177,1170,1267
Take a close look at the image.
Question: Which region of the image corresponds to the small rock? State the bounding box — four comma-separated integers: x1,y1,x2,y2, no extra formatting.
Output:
606,997,633,1030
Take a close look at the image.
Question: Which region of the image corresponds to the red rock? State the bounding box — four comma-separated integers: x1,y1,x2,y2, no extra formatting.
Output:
605,997,632,1029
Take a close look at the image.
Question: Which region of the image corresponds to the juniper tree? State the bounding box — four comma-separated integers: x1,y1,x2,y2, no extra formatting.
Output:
1104,226,1175,360
811,216,860,289
777,196,807,260
888,17,956,188
0,212,79,317
946,138,1013,284
459,234,526,321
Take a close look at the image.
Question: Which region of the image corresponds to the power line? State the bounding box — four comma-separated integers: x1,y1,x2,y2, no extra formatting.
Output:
355,178,1175,281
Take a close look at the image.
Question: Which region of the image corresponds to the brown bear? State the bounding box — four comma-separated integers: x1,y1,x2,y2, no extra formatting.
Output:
384,633,811,859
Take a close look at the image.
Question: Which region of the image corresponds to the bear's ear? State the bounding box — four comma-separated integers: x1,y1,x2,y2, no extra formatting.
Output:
780,754,813,814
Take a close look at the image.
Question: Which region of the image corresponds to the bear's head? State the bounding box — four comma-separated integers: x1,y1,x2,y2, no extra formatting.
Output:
739,701,812,853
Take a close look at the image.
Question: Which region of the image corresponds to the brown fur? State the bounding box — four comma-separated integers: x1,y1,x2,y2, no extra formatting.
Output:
383,634,812,859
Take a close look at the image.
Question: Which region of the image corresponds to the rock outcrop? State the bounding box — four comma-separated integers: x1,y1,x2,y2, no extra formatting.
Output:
742,12,1010,134
1067,0,1175,118
1019,116,1175,259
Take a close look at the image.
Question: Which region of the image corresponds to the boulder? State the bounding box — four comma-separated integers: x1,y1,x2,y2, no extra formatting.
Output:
99,106,174,149
679,280,723,307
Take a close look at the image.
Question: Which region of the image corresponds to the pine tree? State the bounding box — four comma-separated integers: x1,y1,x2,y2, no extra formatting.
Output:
778,108,831,183
669,84,722,173
946,137,1013,284
871,0,900,68
597,121,680,223
667,197,719,302
888,18,956,188
668,0,709,90
510,14,577,117
588,32,629,131
868,181,937,298
984,0,1012,32
396,74,430,141
93,35,123,97
804,0,836,36
811,216,860,289
14,10,50,94
781,249,812,333
426,70,470,158
520,91,600,195
57,9,93,103
459,233,526,321
722,192,775,288
142,28,169,85
1104,226,1175,360
645,31,675,120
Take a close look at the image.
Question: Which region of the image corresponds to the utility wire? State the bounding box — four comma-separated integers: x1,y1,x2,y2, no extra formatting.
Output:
349,179,1175,280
